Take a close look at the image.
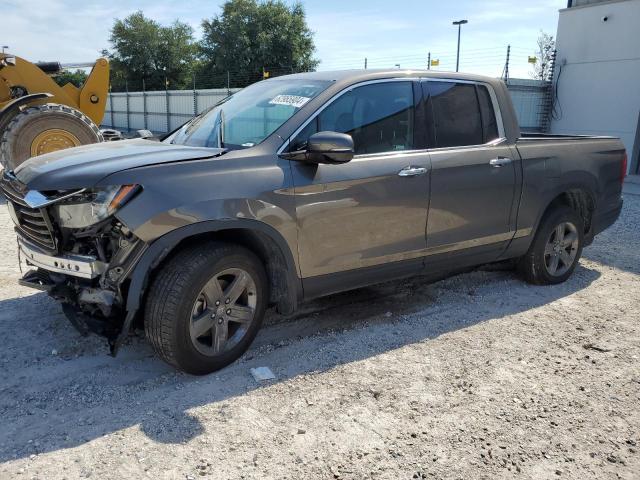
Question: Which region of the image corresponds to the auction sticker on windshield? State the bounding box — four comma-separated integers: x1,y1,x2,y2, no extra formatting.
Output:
269,95,311,108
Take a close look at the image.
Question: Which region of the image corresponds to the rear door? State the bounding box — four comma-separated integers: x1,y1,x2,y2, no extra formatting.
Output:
288,80,431,278
422,80,517,260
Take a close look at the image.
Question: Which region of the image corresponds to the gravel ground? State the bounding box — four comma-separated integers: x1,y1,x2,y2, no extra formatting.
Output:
0,191,638,480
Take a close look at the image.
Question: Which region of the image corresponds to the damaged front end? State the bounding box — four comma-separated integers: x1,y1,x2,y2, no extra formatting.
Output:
2,172,146,353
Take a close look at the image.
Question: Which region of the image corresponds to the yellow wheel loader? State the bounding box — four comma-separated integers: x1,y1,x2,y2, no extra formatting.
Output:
0,52,109,170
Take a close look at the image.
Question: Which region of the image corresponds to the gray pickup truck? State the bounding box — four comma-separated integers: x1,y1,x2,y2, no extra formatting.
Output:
1,70,626,374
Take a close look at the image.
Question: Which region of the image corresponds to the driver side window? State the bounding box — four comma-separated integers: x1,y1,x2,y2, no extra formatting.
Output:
290,81,415,155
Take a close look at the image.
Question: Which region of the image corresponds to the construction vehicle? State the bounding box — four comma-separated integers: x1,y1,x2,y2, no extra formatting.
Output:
0,52,109,170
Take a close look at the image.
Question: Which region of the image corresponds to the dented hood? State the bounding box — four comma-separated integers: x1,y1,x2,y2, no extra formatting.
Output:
14,139,225,191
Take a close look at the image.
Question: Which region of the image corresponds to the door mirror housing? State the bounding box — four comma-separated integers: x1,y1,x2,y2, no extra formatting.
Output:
281,131,354,164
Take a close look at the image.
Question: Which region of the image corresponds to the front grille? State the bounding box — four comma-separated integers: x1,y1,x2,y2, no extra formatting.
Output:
1,176,58,253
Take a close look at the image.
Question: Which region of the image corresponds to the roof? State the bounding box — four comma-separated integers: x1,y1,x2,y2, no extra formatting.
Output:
271,69,504,88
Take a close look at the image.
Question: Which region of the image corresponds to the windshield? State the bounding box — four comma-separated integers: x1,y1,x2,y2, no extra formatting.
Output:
165,79,331,149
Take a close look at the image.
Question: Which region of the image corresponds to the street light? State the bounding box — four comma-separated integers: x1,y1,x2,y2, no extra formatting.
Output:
1,46,8,54
452,19,468,72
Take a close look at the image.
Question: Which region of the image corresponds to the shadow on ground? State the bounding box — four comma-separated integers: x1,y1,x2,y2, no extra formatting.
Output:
0,261,601,461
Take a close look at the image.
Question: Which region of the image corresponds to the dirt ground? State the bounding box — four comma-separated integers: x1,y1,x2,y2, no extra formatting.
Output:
0,190,638,480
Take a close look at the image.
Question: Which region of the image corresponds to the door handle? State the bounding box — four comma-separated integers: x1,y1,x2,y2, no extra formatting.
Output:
398,166,428,177
489,157,513,167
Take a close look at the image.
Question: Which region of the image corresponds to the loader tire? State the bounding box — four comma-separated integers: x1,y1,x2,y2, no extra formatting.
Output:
0,103,102,170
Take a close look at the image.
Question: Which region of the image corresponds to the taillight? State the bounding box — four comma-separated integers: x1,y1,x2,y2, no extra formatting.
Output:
621,152,628,184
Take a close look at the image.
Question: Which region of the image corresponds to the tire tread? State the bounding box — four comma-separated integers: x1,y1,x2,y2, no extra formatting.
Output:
518,205,584,285
0,103,103,169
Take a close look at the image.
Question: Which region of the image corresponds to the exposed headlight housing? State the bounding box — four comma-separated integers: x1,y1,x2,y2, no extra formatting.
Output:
55,184,141,228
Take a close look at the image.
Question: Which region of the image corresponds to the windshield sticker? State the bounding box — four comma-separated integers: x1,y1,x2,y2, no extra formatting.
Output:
269,94,311,108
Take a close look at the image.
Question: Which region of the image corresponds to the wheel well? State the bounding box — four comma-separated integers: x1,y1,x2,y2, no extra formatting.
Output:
156,228,297,315
544,189,595,234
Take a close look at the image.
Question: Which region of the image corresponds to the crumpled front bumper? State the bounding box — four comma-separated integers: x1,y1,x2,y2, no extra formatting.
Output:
17,236,127,346
17,237,107,279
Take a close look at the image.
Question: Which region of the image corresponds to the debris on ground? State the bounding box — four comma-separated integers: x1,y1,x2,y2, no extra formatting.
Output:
250,366,276,382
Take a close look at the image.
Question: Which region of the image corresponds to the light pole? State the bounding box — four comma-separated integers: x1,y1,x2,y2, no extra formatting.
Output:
452,20,468,72
1,46,8,54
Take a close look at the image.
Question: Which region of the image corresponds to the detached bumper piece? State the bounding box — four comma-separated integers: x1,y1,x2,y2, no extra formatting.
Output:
18,269,56,292
61,303,120,339
19,268,122,342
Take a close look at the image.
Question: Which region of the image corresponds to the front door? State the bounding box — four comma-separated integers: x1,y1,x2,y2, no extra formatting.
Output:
289,80,431,278
422,80,517,258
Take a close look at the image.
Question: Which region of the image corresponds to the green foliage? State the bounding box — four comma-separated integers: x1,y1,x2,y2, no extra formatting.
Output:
105,2,318,91
199,0,319,87
53,69,88,88
105,11,198,91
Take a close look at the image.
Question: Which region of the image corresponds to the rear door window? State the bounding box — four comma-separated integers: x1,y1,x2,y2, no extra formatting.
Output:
426,82,483,148
291,81,415,155
477,85,499,143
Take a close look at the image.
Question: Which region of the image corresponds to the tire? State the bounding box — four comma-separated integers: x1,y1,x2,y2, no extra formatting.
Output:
0,110,17,171
518,205,584,285
0,103,103,170
144,242,269,375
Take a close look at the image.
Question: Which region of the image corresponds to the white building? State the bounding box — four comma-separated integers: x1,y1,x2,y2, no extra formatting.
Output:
551,0,640,174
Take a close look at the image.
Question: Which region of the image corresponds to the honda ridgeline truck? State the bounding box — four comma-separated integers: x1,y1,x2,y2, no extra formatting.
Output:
1,70,626,374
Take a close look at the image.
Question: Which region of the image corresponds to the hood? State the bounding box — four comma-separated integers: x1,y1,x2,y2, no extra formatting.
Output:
14,139,225,191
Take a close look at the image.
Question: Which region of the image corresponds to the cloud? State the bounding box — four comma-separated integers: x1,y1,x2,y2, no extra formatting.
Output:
2,0,565,79
1,0,216,62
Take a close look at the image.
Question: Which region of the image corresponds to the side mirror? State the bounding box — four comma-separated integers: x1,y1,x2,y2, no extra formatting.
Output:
281,131,354,164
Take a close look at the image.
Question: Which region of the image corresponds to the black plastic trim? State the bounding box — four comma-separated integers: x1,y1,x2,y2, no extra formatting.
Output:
110,218,302,356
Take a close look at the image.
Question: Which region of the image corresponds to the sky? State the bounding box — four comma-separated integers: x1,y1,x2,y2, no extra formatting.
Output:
2,0,567,79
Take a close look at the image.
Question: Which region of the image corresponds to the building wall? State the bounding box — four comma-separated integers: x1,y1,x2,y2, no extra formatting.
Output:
551,0,640,173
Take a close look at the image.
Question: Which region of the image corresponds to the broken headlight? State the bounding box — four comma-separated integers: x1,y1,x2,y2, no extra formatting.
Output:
55,185,141,228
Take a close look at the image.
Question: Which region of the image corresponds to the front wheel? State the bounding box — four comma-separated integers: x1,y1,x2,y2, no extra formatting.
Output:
144,242,268,375
518,205,584,285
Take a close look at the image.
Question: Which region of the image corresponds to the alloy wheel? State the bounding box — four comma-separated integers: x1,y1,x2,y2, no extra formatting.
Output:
189,268,257,356
544,221,579,277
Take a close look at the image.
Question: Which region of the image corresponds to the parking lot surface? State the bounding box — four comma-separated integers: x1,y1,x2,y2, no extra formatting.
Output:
0,192,638,479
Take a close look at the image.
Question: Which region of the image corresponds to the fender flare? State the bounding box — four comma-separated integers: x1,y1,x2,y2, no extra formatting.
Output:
0,93,52,127
111,219,301,355
531,179,598,242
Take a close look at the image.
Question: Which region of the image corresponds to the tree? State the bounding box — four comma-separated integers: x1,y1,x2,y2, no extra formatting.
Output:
53,69,88,88
105,11,198,91
199,0,318,87
530,30,556,81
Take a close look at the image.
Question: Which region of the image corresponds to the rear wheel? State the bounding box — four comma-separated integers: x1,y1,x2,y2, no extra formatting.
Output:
518,205,584,285
144,242,268,375
0,103,102,170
